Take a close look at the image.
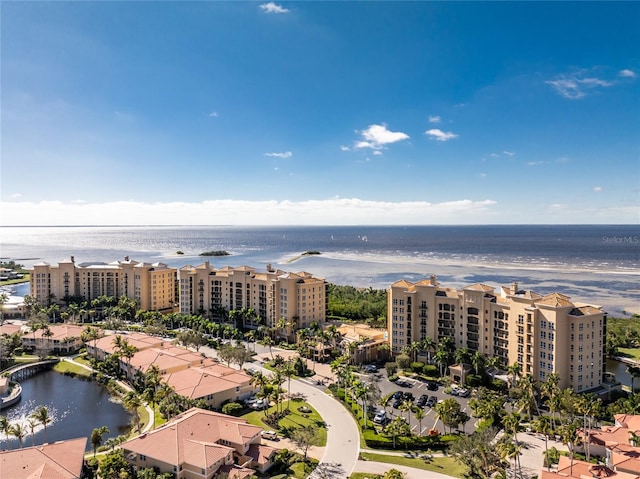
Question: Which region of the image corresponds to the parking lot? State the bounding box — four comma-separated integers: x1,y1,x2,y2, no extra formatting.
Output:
358,369,477,436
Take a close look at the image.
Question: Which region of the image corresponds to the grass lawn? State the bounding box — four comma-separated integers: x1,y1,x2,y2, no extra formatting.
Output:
618,348,640,361
74,355,93,367
242,400,327,446
359,452,468,478
53,360,93,378
154,407,167,428
350,473,382,479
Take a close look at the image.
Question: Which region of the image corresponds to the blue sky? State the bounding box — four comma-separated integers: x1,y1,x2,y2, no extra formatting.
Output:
2,1,638,225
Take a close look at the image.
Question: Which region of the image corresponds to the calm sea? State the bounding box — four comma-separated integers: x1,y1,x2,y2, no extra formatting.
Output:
1,225,639,314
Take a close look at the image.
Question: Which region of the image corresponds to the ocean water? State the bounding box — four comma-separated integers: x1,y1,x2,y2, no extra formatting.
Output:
1,225,639,315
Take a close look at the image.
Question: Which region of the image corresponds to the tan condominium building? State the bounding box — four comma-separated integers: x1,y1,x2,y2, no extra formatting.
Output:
388,275,606,392
30,256,177,312
178,262,327,332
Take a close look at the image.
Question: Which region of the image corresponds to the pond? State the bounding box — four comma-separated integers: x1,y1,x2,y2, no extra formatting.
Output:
1,370,132,450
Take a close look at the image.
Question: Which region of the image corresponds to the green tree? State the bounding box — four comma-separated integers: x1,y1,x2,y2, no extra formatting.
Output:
10,423,27,448
435,398,464,434
383,416,411,449
448,428,506,479
123,391,142,433
290,425,321,462
30,406,52,444
91,425,110,457
99,449,134,479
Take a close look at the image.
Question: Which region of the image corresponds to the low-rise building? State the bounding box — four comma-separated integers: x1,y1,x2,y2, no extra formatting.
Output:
578,414,640,474
337,324,389,365
22,324,85,355
0,437,87,479
122,408,277,478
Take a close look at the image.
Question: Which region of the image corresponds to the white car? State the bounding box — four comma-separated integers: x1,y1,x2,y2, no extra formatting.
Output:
373,410,388,424
261,430,278,440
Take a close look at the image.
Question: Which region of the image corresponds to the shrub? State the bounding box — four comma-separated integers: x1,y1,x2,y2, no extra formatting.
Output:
423,364,438,377
396,354,411,370
221,402,243,416
465,373,483,387
385,362,398,376
410,362,425,374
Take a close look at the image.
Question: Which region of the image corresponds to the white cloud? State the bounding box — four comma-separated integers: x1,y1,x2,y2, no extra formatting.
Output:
545,71,613,99
265,151,292,159
353,124,409,150
619,69,636,78
428,115,441,124
209,112,218,117
340,145,350,152
0,198,497,226
259,2,289,14
527,161,544,166
503,151,515,157
593,186,603,192
10,193,22,199
372,151,383,156
425,129,458,142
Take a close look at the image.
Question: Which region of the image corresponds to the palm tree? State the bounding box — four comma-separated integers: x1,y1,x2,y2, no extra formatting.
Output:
471,351,485,376
506,362,521,389
91,426,110,457
0,416,11,444
413,406,425,436
421,336,436,364
31,406,52,444
10,423,27,448
27,417,38,446
532,416,554,471
399,399,413,422
123,391,142,432
557,422,581,476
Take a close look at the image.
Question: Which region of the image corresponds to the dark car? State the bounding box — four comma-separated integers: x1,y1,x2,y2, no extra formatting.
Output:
417,394,428,407
392,391,403,400
426,396,437,408
402,392,414,402
426,381,439,391
392,398,403,408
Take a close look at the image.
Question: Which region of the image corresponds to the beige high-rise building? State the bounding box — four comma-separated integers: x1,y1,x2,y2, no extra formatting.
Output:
388,276,606,392
178,262,327,332
30,256,177,312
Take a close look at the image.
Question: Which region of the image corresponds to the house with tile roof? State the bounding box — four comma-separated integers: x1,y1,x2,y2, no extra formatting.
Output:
0,437,87,479
21,324,85,354
539,456,640,479
122,408,276,478
576,414,640,474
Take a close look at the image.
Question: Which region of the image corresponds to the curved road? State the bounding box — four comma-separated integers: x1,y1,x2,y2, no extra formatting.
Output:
288,379,360,479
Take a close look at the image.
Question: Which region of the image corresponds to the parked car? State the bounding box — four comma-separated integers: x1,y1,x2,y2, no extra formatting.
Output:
457,388,471,398
402,392,414,402
392,398,403,409
426,381,439,391
363,364,378,373
373,410,388,424
261,430,278,440
426,396,437,408
417,394,428,407
392,391,403,400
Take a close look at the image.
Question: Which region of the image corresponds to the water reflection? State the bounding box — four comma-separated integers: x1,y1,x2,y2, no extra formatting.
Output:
1,370,132,450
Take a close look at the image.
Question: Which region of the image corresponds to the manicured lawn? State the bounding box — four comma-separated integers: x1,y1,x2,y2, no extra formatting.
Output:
242,400,327,446
350,473,382,479
53,360,93,378
359,452,468,478
618,348,640,361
